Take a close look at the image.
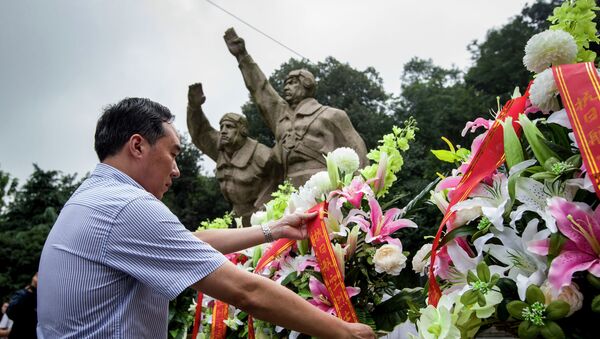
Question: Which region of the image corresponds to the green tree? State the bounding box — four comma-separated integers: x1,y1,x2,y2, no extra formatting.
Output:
0,168,18,215
465,0,561,102
0,165,81,299
161,135,230,231
241,56,396,150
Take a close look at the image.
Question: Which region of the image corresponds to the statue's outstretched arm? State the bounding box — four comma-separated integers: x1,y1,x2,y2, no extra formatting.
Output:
224,28,286,133
187,83,219,161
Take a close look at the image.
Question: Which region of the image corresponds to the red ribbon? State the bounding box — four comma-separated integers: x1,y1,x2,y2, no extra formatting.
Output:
211,300,229,339
553,62,600,198
191,292,203,339
248,202,356,338
427,93,528,306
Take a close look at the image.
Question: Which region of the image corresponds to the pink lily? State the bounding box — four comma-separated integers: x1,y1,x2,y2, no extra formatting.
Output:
348,197,417,246
461,117,494,136
545,197,600,290
307,277,360,315
328,176,374,209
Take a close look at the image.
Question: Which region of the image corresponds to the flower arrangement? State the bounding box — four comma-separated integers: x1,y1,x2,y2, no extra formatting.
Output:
405,2,600,338
193,119,425,338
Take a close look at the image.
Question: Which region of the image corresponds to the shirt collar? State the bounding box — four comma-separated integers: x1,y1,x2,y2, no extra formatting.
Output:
92,163,145,190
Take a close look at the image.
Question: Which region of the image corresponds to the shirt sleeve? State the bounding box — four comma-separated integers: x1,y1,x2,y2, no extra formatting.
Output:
103,195,227,300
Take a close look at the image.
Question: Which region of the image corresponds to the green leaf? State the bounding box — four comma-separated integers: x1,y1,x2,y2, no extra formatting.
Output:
592,294,600,313
431,149,458,163
502,117,524,169
540,320,565,339
507,300,528,319
587,273,600,289
477,293,486,307
461,290,479,306
467,271,478,284
439,225,477,247
519,114,558,165
546,300,569,320
476,261,491,282
525,285,546,305
518,320,541,339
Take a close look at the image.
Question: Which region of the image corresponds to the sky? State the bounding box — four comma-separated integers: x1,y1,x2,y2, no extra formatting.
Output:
0,0,533,184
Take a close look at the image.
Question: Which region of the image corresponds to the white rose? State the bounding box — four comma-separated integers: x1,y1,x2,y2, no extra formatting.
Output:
541,281,583,317
330,147,360,174
412,243,432,276
373,244,407,276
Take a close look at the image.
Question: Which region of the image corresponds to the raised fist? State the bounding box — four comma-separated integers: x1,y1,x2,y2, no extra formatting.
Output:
188,83,206,107
224,28,247,58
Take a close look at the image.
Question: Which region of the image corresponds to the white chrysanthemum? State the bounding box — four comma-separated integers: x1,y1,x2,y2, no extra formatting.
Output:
330,147,360,174
523,29,577,73
304,171,334,196
412,243,432,276
373,244,407,276
250,211,267,226
530,68,560,113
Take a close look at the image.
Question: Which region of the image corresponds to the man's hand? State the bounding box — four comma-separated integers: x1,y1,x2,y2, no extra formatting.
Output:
270,211,317,240
224,28,247,59
345,323,376,339
188,83,206,107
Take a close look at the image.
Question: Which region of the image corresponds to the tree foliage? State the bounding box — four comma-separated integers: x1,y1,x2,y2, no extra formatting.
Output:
161,135,230,231
0,165,80,299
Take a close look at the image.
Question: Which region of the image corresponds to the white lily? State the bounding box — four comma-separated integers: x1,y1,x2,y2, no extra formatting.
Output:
451,173,510,231
485,219,550,300
445,234,495,290
510,176,576,232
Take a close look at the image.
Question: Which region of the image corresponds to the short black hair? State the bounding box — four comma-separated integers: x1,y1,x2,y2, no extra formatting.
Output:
94,97,174,161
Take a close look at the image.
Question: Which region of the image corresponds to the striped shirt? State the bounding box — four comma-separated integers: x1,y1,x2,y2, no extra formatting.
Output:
37,163,226,338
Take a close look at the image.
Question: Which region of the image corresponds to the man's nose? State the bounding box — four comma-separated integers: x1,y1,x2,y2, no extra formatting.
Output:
172,162,181,178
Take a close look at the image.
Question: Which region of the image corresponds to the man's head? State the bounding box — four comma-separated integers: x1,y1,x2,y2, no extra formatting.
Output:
283,69,316,105
218,113,248,152
31,272,38,289
95,98,181,199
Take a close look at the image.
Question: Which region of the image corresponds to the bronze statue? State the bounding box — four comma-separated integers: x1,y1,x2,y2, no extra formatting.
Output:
224,28,368,187
187,83,281,226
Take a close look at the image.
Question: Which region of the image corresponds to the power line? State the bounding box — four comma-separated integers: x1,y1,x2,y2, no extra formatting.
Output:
205,0,311,63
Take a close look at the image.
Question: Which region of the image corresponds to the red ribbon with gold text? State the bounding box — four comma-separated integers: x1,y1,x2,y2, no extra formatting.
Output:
248,202,357,338
210,300,229,339
553,62,600,198
427,92,528,306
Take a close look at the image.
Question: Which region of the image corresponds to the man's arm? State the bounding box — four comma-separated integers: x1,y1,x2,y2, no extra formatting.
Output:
224,28,286,133
192,262,375,338
187,83,219,161
193,212,314,254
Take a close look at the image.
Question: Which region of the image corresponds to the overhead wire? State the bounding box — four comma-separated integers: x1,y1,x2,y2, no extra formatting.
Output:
204,0,312,63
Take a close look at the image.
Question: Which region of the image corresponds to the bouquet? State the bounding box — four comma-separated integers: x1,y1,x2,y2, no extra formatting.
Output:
407,1,600,338
193,119,425,338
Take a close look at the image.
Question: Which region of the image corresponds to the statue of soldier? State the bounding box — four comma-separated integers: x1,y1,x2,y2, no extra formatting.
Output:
224,28,368,187
187,83,281,226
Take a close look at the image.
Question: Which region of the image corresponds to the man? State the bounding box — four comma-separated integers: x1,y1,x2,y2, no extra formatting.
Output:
187,83,281,226
6,273,37,339
224,28,368,187
0,300,12,339
37,98,374,338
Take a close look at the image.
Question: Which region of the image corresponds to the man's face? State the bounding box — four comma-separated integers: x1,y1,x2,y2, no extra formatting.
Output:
219,120,243,150
283,77,307,105
139,123,181,199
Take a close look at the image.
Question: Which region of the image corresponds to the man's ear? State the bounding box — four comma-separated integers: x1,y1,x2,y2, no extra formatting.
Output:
127,134,146,159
